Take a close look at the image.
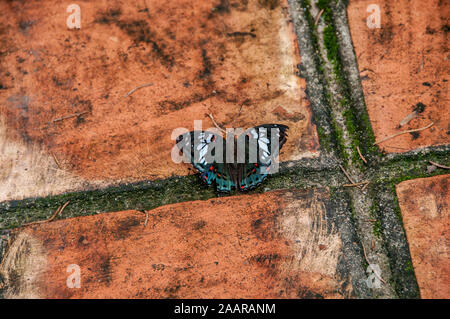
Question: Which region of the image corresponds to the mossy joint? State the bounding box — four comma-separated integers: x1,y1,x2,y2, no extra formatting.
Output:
303,0,446,298
314,0,380,167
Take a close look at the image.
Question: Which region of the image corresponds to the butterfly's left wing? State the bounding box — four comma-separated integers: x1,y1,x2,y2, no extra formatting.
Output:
238,124,289,191
176,130,235,191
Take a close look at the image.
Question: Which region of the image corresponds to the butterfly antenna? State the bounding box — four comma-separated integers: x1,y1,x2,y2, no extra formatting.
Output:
206,113,226,134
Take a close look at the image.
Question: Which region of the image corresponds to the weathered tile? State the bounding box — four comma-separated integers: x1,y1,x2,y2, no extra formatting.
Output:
0,189,352,298
396,175,449,298
0,0,318,202
347,0,449,153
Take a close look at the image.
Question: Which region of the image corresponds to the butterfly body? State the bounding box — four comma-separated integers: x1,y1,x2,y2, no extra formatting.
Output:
176,124,288,193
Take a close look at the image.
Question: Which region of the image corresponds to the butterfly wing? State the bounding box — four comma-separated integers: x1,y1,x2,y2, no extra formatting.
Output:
176,131,235,191
176,124,288,193
239,124,289,191
214,163,236,193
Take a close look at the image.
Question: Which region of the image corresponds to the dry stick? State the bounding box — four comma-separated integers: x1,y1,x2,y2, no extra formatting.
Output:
339,164,355,184
340,165,368,190
51,152,61,169
343,181,369,187
23,206,61,226
144,210,149,228
53,111,89,123
314,9,324,26
361,181,370,191
429,161,450,169
361,242,386,285
373,122,434,145
23,201,70,226
356,146,368,164
124,83,154,98
54,201,70,220
207,113,226,134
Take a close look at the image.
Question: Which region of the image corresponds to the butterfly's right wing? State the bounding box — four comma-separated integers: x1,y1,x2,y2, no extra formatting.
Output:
238,124,289,191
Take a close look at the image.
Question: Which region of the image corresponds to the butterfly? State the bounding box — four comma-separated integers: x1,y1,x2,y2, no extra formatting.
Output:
176,124,289,193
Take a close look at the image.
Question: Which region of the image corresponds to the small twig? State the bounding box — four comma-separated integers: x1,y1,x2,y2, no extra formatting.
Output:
53,201,70,221
139,210,149,228
364,219,378,223
429,161,450,169
374,122,434,145
53,111,89,123
361,181,370,191
314,9,324,26
51,152,62,169
343,181,369,187
339,165,355,184
124,83,154,98
144,211,149,227
361,242,386,285
356,146,368,164
23,201,70,227
206,113,226,134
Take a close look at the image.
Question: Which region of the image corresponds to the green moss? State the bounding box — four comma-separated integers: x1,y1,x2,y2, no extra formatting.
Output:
314,0,380,163
373,149,450,185
318,1,345,85
348,195,357,219
342,109,355,137
0,165,345,230
316,126,326,146
323,25,338,62
303,0,312,9
316,126,333,152
0,176,216,229
372,219,382,238
331,118,349,164
404,261,414,273
342,108,363,166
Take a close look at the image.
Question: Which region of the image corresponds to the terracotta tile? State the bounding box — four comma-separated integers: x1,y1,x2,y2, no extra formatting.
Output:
396,175,450,298
347,0,449,153
0,0,318,200
0,189,350,298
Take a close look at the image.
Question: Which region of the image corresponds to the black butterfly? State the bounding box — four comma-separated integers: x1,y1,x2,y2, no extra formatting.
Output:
176,124,288,192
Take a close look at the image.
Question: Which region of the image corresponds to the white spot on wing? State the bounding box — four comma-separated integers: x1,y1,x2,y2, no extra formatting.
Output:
258,140,269,153
199,145,208,158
